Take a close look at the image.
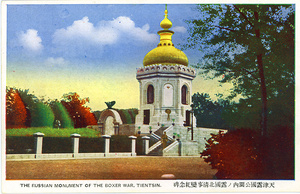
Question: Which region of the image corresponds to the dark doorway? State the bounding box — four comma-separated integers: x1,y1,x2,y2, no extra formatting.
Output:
185,110,191,126
143,109,150,125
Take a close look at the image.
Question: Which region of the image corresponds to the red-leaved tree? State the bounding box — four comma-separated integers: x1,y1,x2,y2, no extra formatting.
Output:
61,92,97,128
201,127,294,179
6,88,27,129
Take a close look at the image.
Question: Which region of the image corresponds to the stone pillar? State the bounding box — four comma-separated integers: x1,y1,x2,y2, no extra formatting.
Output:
70,133,81,157
33,132,44,158
142,136,150,155
102,135,111,157
177,139,182,156
129,136,137,156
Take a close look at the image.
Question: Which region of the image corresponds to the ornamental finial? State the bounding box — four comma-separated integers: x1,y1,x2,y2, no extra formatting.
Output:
160,4,172,30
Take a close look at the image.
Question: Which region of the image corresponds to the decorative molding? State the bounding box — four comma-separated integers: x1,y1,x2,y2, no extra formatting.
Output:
137,64,196,79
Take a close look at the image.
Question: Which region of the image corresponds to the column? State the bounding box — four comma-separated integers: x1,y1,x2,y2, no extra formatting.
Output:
102,135,111,157
70,133,81,157
142,136,150,155
129,136,137,156
177,139,182,156
33,132,44,158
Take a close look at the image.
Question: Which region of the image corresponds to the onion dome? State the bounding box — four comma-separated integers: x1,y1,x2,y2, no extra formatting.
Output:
160,7,172,30
143,5,188,67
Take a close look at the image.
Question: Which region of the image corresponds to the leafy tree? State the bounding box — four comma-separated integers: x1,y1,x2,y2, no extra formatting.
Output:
93,110,102,122
185,5,294,136
6,88,27,129
128,108,138,124
18,89,39,127
18,89,55,127
192,93,230,129
61,92,97,128
50,101,74,128
30,102,55,127
221,98,261,130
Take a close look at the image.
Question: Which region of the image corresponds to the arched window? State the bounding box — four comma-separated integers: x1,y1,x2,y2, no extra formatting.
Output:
181,85,188,105
147,85,154,104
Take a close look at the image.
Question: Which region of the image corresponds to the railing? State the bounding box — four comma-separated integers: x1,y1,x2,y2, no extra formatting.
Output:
163,125,174,141
148,141,162,153
148,125,176,155
163,140,179,153
151,133,161,141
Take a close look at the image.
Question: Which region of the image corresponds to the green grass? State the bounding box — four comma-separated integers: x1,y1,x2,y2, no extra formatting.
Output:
6,127,100,138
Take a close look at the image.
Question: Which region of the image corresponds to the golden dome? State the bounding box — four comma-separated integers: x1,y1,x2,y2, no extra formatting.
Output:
143,45,188,66
143,5,188,67
160,9,172,30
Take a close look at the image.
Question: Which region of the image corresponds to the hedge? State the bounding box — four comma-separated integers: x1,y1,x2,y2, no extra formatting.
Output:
6,135,151,155
6,127,100,138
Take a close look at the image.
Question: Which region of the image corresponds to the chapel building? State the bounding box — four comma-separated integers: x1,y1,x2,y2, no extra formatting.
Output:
135,6,196,134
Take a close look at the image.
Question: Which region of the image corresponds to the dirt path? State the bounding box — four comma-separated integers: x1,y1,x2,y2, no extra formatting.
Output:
6,156,217,180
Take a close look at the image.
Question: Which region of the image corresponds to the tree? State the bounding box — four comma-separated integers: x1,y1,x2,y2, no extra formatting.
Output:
30,102,55,127
192,93,230,129
50,101,74,128
6,88,27,129
18,89,55,127
18,89,38,127
61,92,97,128
185,5,294,136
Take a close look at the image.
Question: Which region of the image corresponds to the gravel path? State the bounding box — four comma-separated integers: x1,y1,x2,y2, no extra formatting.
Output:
6,156,217,180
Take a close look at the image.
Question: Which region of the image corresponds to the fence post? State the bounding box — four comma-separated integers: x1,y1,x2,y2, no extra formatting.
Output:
33,132,44,159
129,136,137,156
70,133,81,158
142,136,150,155
177,139,182,156
102,135,111,157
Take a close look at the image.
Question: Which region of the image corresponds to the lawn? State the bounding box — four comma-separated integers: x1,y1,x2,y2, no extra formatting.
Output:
6,157,217,180
6,127,100,138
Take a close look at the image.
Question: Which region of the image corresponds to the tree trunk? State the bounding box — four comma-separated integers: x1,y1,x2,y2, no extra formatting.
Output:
257,54,268,136
254,11,268,137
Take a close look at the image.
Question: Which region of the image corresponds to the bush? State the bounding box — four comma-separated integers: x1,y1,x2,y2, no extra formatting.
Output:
43,137,73,153
265,126,294,179
110,135,131,152
201,129,262,179
6,136,35,154
201,127,294,179
6,135,149,154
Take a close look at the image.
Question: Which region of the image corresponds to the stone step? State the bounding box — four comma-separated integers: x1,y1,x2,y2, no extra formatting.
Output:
154,126,168,137
147,139,174,156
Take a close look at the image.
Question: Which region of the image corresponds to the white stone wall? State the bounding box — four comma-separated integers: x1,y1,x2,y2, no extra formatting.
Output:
180,141,199,156
168,126,227,156
135,68,196,134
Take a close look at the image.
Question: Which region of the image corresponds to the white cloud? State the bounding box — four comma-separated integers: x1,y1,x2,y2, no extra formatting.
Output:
44,57,69,68
172,26,187,33
18,29,43,53
52,16,158,47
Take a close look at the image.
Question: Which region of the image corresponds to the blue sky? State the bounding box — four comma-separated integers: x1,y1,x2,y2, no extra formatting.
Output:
6,4,231,111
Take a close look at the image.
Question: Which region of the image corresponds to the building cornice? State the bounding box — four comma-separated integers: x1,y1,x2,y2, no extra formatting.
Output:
136,64,196,81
